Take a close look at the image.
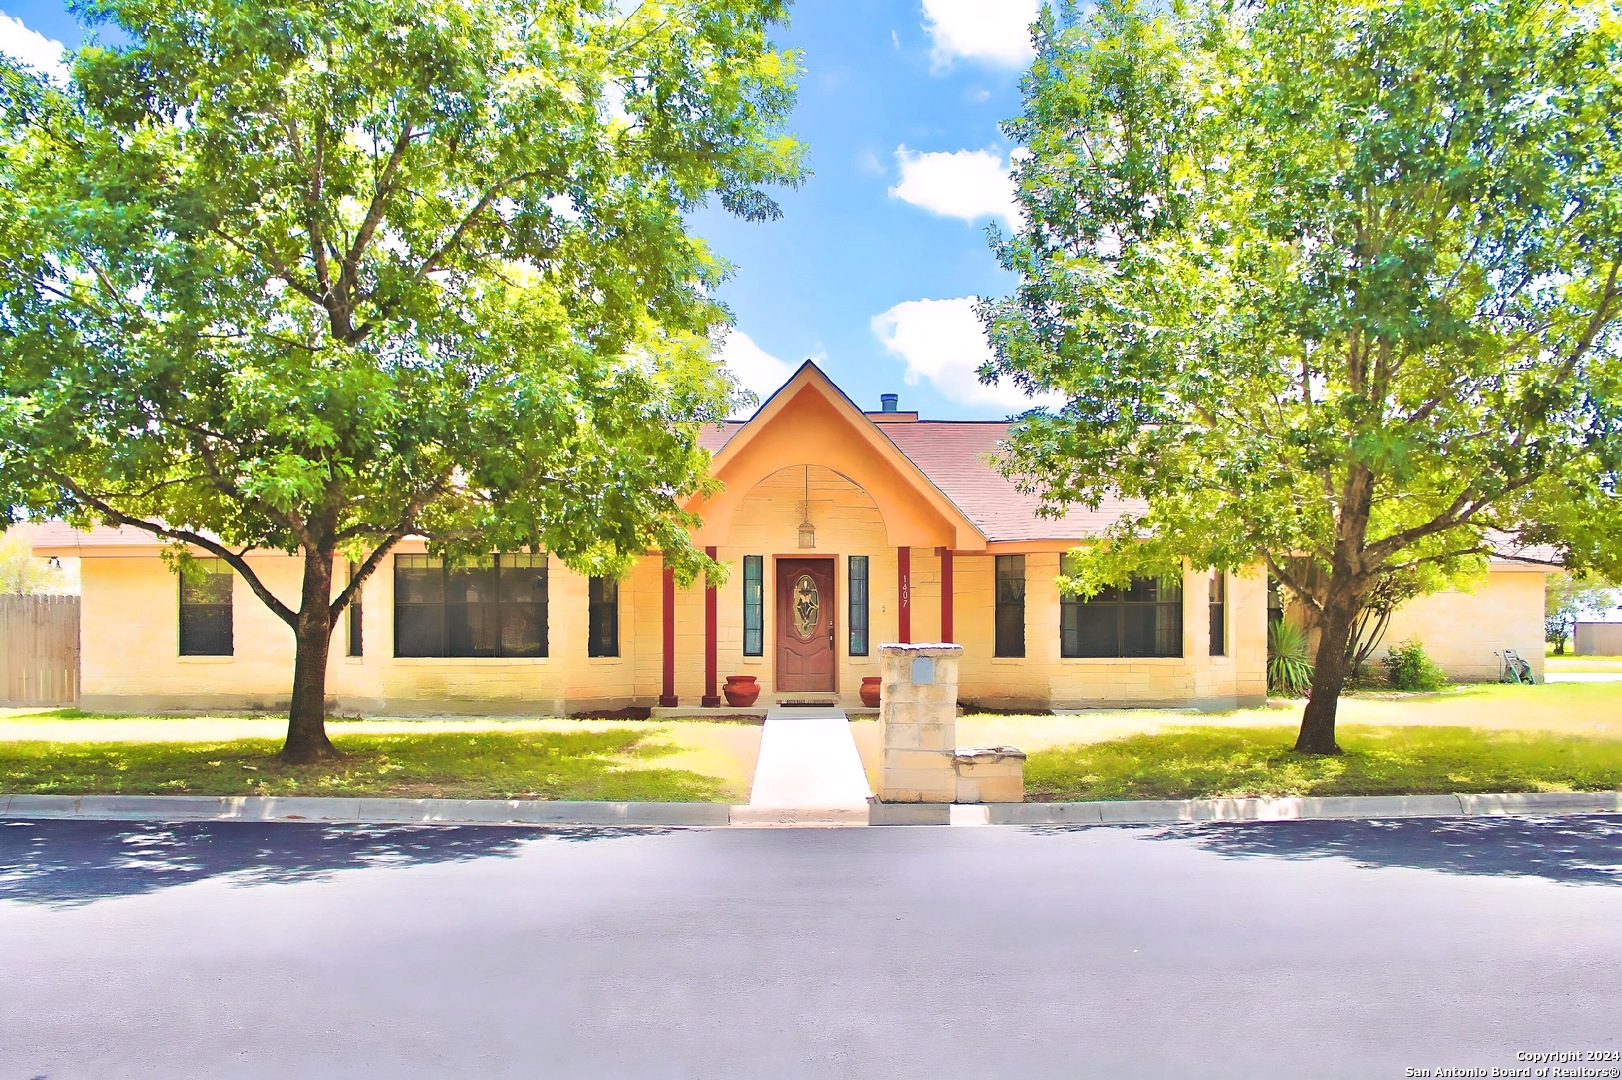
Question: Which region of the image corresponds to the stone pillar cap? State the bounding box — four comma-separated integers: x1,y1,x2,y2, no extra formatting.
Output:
877,642,963,657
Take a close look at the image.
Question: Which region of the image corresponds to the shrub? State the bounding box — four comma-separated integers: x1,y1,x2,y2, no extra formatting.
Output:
1267,620,1314,697
1382,638,1447,692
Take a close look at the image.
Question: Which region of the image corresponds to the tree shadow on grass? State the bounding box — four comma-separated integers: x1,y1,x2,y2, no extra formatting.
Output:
1124,814,1622,887
0,818,662,909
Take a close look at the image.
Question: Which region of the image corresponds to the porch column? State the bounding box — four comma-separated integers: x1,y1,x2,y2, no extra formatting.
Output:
897,546,911,643
939,547,954,643
659,560,678,708
701,545,720,707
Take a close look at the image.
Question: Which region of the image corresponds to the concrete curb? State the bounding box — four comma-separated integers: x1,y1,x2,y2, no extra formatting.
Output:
985,790,1622,826
0,793,729,828
2,790,1617,830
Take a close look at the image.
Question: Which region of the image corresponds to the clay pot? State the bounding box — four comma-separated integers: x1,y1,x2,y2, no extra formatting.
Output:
722,675,761,707
859,676,882,708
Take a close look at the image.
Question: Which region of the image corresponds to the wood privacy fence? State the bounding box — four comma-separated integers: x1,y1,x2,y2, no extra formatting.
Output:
1574,622,1622,657
1,594,80,706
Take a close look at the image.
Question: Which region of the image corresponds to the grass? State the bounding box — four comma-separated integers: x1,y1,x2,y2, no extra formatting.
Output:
1019,724,1622,802
937,682,1622,803
1546,654,1622,673
0,712,763,802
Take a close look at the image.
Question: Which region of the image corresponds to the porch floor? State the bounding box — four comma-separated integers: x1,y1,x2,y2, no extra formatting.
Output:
744,706,872,812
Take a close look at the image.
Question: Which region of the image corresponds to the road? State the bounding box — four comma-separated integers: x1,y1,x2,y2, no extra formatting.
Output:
2,814,1619,1079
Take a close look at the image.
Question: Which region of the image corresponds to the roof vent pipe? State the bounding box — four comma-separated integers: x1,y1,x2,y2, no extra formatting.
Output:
880,393,899,413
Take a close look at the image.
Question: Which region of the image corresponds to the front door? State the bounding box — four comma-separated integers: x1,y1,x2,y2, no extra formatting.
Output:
776,558,836,694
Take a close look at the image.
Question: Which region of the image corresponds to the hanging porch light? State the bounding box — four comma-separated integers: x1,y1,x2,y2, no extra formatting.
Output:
798,465,816,549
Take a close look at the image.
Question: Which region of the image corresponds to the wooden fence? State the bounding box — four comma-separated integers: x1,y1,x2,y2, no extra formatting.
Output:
1574,622,1622,657
1,594,80,706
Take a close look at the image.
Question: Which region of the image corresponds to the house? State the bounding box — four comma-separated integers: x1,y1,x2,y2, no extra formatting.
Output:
27,363,1549,715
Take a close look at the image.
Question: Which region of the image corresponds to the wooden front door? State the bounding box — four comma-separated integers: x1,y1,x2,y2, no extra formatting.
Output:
776,558,836,693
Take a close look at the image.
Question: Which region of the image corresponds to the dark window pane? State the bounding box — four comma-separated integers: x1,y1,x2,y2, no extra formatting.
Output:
589,576,619,658
395,605,445,657
500,602,546,657
1067,605,1119,657
1209,572,1226,657
346,561,363,657
395,555,444,604
848,555,869,656
447,600,499,657
1123,604,1160,656
995,555,1025,658
178,560,233,656
743,556,763,657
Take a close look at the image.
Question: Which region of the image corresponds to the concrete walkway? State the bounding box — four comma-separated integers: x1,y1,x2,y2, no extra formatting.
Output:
737,706,872,824
1545,672,1622,682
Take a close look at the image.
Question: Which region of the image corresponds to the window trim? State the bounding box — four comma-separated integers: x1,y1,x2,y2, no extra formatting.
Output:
1059,563,1184,659
346,560,364,658
1209,571,1227,657
588,575,620,658
994,554,1026,658
392,554,549,659
743,555,764,657
848,555,869,656
178,558,234,657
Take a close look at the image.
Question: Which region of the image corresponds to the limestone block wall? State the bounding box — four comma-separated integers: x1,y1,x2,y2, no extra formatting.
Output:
1376,569,1548,682
877,643,962,803
953,554,1268,711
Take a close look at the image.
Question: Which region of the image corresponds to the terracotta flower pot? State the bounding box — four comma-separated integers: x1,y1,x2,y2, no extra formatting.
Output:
722,675,761,707
859,676,882,708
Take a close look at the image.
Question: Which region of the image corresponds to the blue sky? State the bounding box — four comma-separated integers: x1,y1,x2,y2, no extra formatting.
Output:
0,0,1048,419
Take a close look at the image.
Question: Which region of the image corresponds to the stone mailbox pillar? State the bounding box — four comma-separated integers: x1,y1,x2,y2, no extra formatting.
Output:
877,642,962,803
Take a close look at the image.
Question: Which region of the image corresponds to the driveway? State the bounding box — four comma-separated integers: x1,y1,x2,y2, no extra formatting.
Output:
2,816,1619,1079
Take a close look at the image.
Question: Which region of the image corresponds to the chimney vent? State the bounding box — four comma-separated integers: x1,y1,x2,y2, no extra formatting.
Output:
880,393,899,413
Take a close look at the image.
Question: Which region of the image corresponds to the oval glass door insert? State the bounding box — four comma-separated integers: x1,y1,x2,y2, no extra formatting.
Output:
792,574,820,640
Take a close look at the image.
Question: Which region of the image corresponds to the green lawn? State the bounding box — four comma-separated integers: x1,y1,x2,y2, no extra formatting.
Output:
0,713,763,802
946,681,1622,802
1546,654,1622,674
1020,724,1622,802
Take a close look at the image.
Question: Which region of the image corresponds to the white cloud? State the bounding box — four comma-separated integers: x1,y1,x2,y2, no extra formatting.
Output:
0,13,68,83
871,296,1061,410
889,145,1017,225
921,0,1041,69
717,328,796,410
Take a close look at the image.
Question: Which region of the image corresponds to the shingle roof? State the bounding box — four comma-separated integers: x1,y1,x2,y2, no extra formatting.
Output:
699,418,1145,542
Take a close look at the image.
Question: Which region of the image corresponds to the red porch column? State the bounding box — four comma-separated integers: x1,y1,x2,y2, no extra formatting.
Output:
897,546,911,643
659,560,678,708
701,545,719,707
939,547,954,643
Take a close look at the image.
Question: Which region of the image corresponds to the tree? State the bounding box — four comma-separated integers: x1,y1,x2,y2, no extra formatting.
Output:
0,0,804,760
0,529,68,594
982,0,1622,753
1546,572,1619,654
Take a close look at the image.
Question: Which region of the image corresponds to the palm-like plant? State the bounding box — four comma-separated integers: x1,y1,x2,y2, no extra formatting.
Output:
1267,620,1314,697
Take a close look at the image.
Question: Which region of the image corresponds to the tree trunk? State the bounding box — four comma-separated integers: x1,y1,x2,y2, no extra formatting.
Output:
1297,580,1358,754
282,547,340,763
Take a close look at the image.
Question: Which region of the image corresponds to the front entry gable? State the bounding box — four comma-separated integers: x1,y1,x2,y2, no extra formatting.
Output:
690,362,986,550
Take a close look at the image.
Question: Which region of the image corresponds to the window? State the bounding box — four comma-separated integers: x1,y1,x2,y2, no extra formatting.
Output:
743,556,763,657
995,555,1026,658
346,560,363,657
179,558,233,656
1267,576,1285,626
394,554,547,658
588,576,619,657
1060,560,1183,658
848,555,869,656
1209,572,1227,656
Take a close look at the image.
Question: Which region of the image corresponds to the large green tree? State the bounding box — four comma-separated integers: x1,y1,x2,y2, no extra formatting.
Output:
982,0,1622,752
0,0,804,760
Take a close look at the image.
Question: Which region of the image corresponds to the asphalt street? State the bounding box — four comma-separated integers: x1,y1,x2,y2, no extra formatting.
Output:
2,815,1619,1080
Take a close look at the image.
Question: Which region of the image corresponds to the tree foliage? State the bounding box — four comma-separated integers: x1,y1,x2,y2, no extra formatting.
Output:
0,0,804,758
1545,571,1619,652
982,0,1622,752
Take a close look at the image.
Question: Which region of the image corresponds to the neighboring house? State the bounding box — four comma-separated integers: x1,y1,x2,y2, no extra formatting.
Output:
28,362,1547,715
